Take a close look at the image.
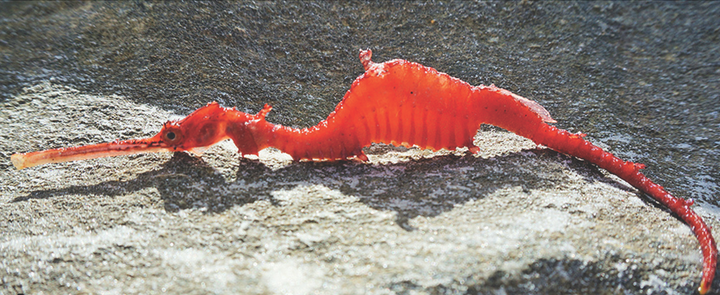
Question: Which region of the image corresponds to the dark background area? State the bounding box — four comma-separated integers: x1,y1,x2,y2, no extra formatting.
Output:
1,1,718,202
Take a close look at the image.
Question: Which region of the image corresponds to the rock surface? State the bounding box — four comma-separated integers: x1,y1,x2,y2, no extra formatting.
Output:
1,1,719,294
1,83,716,294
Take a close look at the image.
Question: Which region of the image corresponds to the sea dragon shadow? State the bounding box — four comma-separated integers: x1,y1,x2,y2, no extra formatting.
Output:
11,147,646,226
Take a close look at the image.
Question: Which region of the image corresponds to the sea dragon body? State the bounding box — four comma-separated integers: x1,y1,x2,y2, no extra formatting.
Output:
11,50,716,294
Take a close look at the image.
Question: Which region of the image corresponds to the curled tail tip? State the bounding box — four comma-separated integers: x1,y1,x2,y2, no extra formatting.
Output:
359,49,374,70
699,279,711,295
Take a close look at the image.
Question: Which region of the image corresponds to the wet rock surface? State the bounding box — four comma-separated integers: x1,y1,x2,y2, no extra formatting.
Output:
1,2,719,294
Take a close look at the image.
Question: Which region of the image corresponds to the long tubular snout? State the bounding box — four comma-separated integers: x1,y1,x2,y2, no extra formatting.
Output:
11,138,171,169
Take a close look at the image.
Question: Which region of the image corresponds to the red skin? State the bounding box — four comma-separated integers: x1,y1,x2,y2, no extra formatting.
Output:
12,49,716,294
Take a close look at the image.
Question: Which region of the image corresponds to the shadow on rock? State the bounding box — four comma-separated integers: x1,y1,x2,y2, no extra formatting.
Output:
13,148,642,229
461,254,697,295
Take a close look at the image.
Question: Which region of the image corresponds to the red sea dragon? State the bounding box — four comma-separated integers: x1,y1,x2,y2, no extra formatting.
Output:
11,49,716,294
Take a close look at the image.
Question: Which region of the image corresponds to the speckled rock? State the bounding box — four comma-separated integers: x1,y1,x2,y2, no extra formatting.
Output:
1,83,716,294
1,1,719,294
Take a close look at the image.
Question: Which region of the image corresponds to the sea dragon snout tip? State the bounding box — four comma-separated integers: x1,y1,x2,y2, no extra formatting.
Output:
10,153,27,170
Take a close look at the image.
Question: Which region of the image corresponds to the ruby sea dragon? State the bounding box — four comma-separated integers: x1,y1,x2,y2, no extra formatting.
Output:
11,49,716,294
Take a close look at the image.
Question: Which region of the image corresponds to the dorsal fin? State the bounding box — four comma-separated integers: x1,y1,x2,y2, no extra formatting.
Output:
497,88,556,123
512,93,556,123
359,49,374,70
257,103,273,119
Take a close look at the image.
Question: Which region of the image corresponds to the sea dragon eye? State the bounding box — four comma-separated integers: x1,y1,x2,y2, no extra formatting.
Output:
162,126,183,144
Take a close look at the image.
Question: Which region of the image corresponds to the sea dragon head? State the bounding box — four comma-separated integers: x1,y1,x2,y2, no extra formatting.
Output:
154,101,273,156
152,101,233,155
10,101,256,169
